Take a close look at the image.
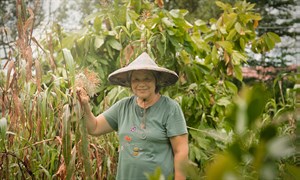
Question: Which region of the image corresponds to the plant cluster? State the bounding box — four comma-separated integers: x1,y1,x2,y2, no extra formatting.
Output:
0,0,298,179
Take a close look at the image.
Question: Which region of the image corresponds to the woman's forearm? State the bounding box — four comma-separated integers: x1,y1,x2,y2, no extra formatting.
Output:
174,152,188,180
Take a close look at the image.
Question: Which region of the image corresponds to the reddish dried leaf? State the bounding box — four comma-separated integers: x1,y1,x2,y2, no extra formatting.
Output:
156,0,164,8
12,92,20,118
37,117,42,140
55,163,66,179
227,63,233,76
25,46,33,81
23,8,34,33
253,20,259,29
6,60,14,90
124,45,134,64
224,50,230,65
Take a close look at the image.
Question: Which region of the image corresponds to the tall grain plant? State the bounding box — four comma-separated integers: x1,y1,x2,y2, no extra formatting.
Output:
0,0,118,179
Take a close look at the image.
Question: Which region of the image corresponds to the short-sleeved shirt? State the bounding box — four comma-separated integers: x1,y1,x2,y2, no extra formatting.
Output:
103,95,187,180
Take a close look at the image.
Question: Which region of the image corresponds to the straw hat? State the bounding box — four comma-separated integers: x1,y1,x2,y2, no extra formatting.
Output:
108,52,178,87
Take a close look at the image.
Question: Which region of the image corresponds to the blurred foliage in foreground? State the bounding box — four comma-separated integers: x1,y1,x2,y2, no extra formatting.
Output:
0,0,299,179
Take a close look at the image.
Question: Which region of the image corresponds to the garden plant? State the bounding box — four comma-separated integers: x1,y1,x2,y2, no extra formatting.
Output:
0,0,299,179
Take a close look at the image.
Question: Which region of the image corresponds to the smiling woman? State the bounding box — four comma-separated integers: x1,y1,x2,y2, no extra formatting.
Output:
77,52,189,180
130,70,157,102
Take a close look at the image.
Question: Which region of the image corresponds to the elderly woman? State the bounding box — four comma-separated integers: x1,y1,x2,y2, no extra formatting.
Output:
77,52,188,180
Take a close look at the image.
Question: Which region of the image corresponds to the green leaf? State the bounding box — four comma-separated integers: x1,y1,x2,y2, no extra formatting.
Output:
61,34,79,49
234,22,244,35
247,85,269,126
232,51,247,65
239,37,245,50
264,34,275,50
225,80,238,94
162,17,175,27
80,110,93,179
84,11,103,24
286,165,300,179
94,35,104,49
211,45,218,65
0,117,7,147
224,13,237,30
220,27,227,34
66,147,76,179
107,39,122,50
169,9,189,18
216,41,233,53
226,29,236,41
267,32,281,43
94,16,102,32
216,1,229,10
233,65,243,81
194,19,210,32
62,104,72,166
216,97,231,106
144,167,165,180
246,3,256,11
194,19,206,26
63,48,76,86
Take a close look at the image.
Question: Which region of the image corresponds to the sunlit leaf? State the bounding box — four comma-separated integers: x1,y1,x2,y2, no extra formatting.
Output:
215,1,230,10
94,35,105,49
216,41,233,53
169,9,189,18
232,51,247,65
216,97,231,106
162,17,175,27
234,22,244,35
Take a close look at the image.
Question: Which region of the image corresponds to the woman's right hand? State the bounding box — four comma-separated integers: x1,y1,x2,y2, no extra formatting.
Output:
76,87,90,106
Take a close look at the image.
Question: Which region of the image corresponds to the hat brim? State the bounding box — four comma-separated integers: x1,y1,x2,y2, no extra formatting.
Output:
108,66,178,87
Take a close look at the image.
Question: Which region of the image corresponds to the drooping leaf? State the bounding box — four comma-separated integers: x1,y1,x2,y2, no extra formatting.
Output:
63,48,76,86
267,32,281,43
263,34,275,50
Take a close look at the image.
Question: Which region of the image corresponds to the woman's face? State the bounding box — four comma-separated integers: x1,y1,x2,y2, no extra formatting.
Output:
131,70,156,100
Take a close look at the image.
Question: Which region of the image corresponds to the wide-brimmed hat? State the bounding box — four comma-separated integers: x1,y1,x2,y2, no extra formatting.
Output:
108,52,178,87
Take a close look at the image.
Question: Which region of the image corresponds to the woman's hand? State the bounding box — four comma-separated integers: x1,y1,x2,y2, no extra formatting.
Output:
76,87,90,106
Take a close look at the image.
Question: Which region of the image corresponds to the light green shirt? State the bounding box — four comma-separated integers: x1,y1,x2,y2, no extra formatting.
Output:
103,95,187,180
